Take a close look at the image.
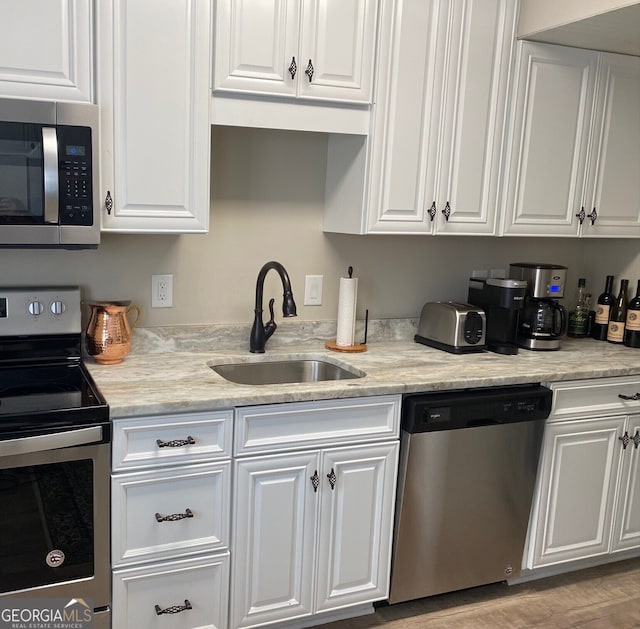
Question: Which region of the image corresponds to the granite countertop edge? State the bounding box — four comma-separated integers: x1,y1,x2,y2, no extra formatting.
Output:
84,332,640,419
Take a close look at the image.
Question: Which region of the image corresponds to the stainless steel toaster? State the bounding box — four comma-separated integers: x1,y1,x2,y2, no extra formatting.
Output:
415,302,486,353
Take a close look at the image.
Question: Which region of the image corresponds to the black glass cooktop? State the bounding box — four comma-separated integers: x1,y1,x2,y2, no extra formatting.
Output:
0,361,108,438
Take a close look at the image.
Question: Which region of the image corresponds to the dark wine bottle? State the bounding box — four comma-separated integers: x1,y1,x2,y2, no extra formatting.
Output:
592,275,614,341
624,279,640,348
607,279,629,344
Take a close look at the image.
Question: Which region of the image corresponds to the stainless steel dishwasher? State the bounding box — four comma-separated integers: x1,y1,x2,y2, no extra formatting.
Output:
389,384,552,604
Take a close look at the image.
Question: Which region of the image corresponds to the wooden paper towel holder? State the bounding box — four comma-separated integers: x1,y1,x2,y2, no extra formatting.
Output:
325,340,367,353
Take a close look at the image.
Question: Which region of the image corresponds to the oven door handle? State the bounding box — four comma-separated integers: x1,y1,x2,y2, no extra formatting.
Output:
0,426,103,457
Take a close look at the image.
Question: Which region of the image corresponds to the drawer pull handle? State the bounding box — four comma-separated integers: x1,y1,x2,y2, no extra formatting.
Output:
310,470,320,493
155,508,194,523
633,431,640,450
327,468,337,490
156,436,195,448
619,432,630,450
155,599,192,615
618,393,640,401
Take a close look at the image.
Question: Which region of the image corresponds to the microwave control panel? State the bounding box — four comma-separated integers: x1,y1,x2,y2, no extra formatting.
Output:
58,125,93,226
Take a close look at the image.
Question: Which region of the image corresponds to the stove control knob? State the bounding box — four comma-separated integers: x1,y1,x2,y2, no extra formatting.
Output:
28,300,44,316
50,300,66,315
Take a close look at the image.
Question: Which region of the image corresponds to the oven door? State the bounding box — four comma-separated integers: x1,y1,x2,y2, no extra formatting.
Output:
0,425,110,609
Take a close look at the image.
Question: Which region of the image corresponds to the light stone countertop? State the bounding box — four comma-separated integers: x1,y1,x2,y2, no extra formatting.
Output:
84,319,640,419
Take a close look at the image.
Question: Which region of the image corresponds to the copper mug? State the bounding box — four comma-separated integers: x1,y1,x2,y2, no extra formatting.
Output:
85,301,141,364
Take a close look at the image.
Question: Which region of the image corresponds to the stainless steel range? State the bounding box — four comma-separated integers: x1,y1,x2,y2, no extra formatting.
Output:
0,287,110,628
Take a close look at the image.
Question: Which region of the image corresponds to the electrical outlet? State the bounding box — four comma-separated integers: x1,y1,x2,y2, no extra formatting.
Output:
471,270,488,278
304,275,323,306
151,274,173,308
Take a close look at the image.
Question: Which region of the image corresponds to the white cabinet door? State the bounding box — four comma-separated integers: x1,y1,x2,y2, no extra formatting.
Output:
612,415,640,553
97,0,210,233
213,0,299,97
0,0,93,102
581,53,640,238
364,0,515,235
433,0,516,235
297,0,377,103
214,0,376,104
530,416,624,568
364,0,443,233
316,443,398,612
231,452,318,629
501,42,598,237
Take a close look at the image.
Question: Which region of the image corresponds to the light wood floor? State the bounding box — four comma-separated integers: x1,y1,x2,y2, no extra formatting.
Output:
319,558,640,629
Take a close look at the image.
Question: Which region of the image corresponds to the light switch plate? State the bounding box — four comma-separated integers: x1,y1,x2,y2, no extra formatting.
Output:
304,275,323,306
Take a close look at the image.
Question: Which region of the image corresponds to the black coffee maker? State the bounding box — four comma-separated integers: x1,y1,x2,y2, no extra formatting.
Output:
509,263,568,350
468,278,528,354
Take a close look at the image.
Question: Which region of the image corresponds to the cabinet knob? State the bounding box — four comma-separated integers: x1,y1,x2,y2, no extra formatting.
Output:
633,431,640,450
575,207,585,225
156,436,196,448
442,202,451,221
305,59,314,82
105,190,113,215
427,202,436,221
327,468,337,490
155,600,192,615
155,508,194,523
619,431,630,449
310,470,320,492
288,56,297,79
587,207,597,225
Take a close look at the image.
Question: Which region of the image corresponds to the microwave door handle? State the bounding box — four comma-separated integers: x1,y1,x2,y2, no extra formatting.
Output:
0,426,103,457
42,126,59,224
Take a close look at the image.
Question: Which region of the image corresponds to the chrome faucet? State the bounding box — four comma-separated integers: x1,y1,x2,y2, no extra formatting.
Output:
250,261,297,353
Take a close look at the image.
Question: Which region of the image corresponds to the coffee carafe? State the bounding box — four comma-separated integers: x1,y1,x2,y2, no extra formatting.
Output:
509,263,568,350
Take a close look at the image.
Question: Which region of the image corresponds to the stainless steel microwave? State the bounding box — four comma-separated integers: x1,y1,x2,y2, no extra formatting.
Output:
0,98,99,248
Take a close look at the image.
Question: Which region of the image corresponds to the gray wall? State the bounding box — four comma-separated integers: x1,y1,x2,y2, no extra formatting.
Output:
1,126,638,327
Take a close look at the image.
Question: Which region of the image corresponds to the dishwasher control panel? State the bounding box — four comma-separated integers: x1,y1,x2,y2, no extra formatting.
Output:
402,384,552,433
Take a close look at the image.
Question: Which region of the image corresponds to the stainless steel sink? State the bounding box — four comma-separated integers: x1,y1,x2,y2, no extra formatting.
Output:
211,359,364,385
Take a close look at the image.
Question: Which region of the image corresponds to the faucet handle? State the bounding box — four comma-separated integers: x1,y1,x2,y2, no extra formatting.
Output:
264,298,277,341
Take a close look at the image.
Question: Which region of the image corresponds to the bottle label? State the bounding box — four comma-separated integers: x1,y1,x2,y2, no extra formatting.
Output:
626,309,640,331
568,310,588,336
607,320,624,343
595,304,610,325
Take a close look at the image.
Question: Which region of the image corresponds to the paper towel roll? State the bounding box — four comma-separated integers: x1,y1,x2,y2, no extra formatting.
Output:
336,276,358,347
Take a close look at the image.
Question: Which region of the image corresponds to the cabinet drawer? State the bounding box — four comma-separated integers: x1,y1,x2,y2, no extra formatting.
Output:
112,462,230,566
234,395,401,456
548,377,640,421
113,553,229,629
112,410,233,471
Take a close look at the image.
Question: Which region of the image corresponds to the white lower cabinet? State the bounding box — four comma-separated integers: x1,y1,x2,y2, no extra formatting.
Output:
112,410,233,628
525,378,640,572
230,395,401,628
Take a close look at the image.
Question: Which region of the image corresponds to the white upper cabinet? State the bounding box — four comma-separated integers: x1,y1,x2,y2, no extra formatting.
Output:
324,0,517,235
212,0,377,133
501,42,640,238
97,0,211,233
581,53,640,238
0,0,93,102
214,0,377,103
